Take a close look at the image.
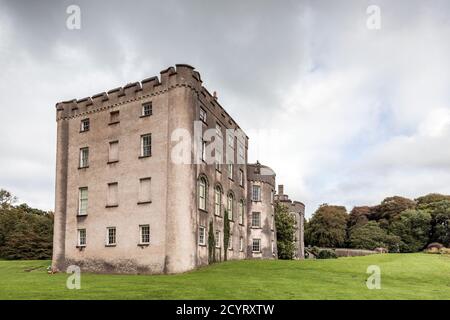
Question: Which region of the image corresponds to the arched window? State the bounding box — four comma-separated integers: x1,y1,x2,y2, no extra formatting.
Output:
214,185,222,216
198,177,207,211
227,193,234,220
239,199,245,224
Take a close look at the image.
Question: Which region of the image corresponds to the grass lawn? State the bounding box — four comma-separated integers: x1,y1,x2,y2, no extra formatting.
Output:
0,253,449,300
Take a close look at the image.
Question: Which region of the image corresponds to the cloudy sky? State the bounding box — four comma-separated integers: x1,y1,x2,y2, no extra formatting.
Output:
1,0,450,216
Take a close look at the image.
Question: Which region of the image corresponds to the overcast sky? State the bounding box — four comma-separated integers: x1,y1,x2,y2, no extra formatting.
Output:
1,0,450,216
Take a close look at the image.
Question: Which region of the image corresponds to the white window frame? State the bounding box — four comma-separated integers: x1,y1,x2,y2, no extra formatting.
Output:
201,140,206,162
239,200,245,224
142,102,152,116
139,225,150,244
252,238,261,253
78,187,88,216
199,226,206,246
140,134,152,157
214,186,221,216
228,163,233,180
106,227,116,246
227,193,234,220
80,118,90,132
215,230,221,248
252,212,261,228
199,108,207,123
239,237,244,252
198,177,207,211
77,229,86,247
79,147,89,168
239,169,244,186
228,233,233,250
252,185,261,201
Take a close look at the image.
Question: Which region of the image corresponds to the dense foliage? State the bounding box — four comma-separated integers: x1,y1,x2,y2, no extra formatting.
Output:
274,203,296,259
306,193,450,252
0,189,53,260
223,210,230,261
305,205,347,248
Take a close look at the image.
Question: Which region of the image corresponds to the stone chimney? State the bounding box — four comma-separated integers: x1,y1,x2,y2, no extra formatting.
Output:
278,185,284,195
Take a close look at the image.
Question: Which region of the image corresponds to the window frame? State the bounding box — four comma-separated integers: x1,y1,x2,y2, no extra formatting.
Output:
78,187,88,216
77,228,86,247
198,177,207,211
79,147,89,168
109,110,120,124
251,212,261,228
106,227,117,246
141,102,153,117
215,230,221,248
140,134,152,157
198,226,206,246
252,238,261,253
80,118,90,132
239,199,245,225
252,185,261,202
227,193,234,221
199,108,207,123
139,224,150,245
214,186,222,216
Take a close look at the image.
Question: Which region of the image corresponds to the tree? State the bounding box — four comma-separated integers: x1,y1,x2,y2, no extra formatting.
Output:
389,209,431,252
349,221,400,251
415,193,450,206
274,203,296,259
419,200,450,247
223,210,230,261
208,220,216,264
0,189,17,209
306,205,348,248
369,196,416,223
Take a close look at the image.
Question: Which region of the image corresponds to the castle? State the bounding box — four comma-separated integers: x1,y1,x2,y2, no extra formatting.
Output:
52,64,304,274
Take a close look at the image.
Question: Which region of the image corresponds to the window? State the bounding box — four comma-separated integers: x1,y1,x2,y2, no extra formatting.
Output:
140,134,151,157
138,178,151,204
227,131,234,149
106,182,118,207
106,227,116,246
142,102,152,116
239,237,244,252
215,149,222,171
199,226,206,245
108,141,119,163
199,108,207,123
79,147,89,168
227,193,234,220
239,200,245,224
109,111,119,124
140,225,150,244
228,233,233,250
239,169,244,186
238,142,245,163
201,140,206,162
228,163,233,180
252,212,261,228
214,186,222,216
80,119,90,132
198,177,207,211
78,187,88,215
252,185,261,201
215,123,222,138
77,229,86,247
252,238,261,252
215,230,221,248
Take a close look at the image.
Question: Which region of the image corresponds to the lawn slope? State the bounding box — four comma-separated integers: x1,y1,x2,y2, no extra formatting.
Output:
0,253,448,299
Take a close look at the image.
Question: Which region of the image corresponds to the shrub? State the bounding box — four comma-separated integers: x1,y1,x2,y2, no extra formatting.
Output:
427,242,444,250
349,221,401,251
316,249,337,259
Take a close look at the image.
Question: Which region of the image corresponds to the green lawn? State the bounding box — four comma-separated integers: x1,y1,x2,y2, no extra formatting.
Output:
0,253,449,299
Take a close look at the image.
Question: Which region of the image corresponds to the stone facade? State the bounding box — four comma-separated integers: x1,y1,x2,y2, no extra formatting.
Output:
274,185,305,259
52,64,302,274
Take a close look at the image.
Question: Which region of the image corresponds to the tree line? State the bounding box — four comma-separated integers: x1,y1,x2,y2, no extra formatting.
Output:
0,189,53,260
305,193,450,252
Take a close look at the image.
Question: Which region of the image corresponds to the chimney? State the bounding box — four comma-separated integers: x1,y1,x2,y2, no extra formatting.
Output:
278,185,284,195
213,91,218,100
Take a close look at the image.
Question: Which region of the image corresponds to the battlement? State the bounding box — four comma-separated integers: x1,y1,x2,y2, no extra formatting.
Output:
55,64,204,120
